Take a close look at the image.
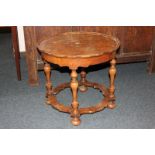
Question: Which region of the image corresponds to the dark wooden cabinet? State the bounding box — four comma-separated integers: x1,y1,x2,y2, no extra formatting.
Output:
24,26,155,86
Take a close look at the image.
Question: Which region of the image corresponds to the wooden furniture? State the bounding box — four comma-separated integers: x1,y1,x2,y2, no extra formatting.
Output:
11,26,21,80
0,26,21,80
38,32,120,126
24,26,155,86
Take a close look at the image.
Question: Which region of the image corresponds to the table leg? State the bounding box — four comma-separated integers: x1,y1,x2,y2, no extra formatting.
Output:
79,69,88,92
44,63,52,105
108,58,116,109
11,26,21,81
70,69,81,126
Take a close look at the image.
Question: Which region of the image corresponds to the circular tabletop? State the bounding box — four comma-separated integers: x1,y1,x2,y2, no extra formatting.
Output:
38,32,120,58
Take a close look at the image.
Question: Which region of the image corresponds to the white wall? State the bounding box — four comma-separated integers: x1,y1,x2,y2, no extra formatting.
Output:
17,26,26,52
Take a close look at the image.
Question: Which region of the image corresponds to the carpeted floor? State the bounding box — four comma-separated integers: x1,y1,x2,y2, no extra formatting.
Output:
0,32,155,129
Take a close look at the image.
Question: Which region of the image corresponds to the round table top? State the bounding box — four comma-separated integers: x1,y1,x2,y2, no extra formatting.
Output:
38,32,120,58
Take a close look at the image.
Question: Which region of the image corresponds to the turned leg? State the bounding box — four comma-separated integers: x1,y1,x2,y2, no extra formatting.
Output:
108,58,117,109
79,69,88,92
70,69,81,126
44,63,52,105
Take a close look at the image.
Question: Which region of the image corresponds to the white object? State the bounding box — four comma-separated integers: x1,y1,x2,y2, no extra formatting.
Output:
17,26,25,52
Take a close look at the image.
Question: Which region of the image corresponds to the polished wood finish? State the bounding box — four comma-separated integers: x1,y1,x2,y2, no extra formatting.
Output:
38,32,120,125
70,69,80,125
38,32,119,58
108,59,116,109
44,63,52,104
79,69,88,92
24,26,155,86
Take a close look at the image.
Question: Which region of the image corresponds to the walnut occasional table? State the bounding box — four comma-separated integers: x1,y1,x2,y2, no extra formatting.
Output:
38,32,120,126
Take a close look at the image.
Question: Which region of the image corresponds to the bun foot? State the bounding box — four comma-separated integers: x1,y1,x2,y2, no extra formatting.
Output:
79,85,88,93
107,102,116,109
71,118,81,126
